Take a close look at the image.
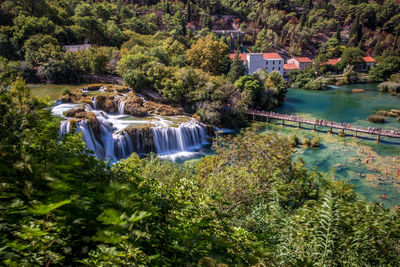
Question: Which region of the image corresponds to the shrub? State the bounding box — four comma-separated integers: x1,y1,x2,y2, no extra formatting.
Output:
378,81,400,93
310,137,320,148
304,77,327,90
62,89,71,95
302,137,310,147
368,115,386,123
288,134,299,147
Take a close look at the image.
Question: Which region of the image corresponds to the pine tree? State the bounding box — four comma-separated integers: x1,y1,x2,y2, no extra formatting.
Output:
186,0,191,23
350,14,363,46
336,24,341,44
228,51,246,82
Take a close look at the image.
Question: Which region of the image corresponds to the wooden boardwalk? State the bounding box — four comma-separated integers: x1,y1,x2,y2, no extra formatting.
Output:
248,110,400,142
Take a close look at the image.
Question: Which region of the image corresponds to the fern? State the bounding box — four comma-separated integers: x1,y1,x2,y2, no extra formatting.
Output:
312,191,339,266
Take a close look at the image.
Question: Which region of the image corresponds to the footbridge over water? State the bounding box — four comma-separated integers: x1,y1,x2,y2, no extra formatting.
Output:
248,110,400,142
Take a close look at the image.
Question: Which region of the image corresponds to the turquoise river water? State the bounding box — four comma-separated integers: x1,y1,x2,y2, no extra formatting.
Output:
271,83,400,207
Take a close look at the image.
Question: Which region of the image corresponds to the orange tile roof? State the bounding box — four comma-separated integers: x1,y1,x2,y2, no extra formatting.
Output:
229,53,247,61
363,56,375,62
293,57,312,63
322,58,341,65
284,63,299,70
263,53,282,59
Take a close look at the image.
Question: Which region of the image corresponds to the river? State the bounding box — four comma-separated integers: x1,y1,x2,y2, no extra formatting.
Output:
271,83,400,207
31,83,400,207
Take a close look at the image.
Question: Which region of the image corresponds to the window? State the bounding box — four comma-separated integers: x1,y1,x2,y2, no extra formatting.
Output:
273,61,275,64
279,67,281,71
266,61,268,65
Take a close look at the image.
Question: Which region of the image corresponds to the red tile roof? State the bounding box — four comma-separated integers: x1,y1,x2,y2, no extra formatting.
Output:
263,53,282,60
293,57,312,63
229,52,283,60
322,58,341,65
363,56,375,62
284,63,299,70
229,53,247,61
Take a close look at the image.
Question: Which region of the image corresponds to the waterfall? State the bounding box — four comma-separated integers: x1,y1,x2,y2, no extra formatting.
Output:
118,100,125,115
59,120,71,136
56,104,211,162
152,120,207,155
92,97,97,110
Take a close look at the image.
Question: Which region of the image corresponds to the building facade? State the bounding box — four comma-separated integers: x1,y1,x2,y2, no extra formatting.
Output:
229,53,284,75
287,57,312,70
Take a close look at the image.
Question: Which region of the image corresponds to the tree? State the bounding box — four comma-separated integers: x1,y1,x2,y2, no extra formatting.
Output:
253,28,278,52
234,75,261,107
186,34,229,75
228,51,246,82
338,47,365,70
349,13,363,46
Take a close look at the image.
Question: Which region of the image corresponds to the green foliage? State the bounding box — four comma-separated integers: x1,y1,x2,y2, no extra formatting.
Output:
288,134,300,147
338,47,365,70
186,34,229,75
227,51,246,82
1,81,400,265
370,56,400,82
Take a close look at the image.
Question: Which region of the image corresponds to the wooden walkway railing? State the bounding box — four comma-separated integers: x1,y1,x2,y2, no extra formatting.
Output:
248,110,400,142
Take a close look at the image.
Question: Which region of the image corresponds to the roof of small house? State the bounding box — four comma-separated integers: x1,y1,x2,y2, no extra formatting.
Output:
293,57,312,63
284,63,299,70
229,53,247,61
323,58,341,65
229,52,283,61
263,53,283,60
363,56,375,62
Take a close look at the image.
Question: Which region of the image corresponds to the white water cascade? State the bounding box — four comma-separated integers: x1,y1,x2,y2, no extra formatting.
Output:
117,100,126,115
54,103,211,163
152,121,207,155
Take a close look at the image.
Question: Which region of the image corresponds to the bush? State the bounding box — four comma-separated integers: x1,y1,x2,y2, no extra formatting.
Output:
288,134,299,147
378,81,400,93
62,89,71,95
368,115,386,123
310,137,320,148
302,137,310,147
304,77,327,90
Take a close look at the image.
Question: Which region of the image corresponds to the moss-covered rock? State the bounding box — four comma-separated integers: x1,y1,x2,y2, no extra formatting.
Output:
368,115,386,123
63,107,87,118
376,110,388,116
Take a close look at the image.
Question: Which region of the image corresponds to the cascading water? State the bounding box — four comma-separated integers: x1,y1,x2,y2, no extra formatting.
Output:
54,103,212,163
152,121,207,154
118,100,126,115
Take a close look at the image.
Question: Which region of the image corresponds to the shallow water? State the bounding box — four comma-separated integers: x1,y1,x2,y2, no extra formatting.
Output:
29,83,86,101
272,84,400,207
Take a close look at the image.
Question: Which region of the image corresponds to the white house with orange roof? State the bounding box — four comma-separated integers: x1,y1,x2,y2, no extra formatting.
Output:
283,63,299,76
287,57,312,70
229,53,284,75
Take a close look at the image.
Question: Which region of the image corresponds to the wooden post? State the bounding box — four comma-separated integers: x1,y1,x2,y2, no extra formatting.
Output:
252,114,255,120
313,124,316,131
282,119,285,126
342,128,345,134
355,131,358,138
266,116,269,123
377,134,380,143
298,122,301,129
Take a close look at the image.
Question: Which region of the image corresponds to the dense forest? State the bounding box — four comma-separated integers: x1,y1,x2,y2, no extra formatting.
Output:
2,0,400,265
